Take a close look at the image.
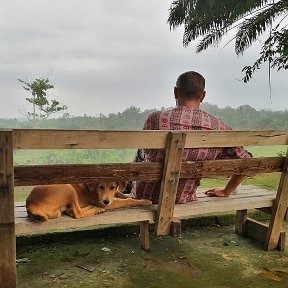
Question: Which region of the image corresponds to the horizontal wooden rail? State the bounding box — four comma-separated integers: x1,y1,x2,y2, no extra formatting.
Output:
14,157,284,186
185,130,288,148
12,129,288,149
12,129,168,149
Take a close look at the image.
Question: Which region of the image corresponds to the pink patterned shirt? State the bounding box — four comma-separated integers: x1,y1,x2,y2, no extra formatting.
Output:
132,106,251,204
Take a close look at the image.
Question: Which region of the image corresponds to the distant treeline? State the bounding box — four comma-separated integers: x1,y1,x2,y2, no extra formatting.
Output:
1,104,288,130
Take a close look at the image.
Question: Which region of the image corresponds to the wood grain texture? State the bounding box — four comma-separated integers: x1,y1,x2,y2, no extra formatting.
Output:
14,157,284,186
155,132,186,236
0,131,16,288
13,129,168,149
12,129,288,149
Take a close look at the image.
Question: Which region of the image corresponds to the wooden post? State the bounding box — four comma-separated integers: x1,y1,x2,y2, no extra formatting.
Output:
170,219,181,238
265,148,288,250
0,130,16,288
139,221,150,251
155,132,186,236
235,210,247,236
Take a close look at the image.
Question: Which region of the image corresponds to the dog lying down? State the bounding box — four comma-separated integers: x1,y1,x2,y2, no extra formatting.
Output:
26,181,152,222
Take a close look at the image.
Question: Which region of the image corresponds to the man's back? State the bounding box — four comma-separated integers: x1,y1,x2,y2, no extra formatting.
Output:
132,71,251,203
132,107,251,204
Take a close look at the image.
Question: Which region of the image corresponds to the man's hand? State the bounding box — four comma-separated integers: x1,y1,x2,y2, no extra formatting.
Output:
204,188,229,197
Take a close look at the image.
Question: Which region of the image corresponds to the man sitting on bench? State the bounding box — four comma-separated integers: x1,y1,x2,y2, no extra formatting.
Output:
131,71,252,204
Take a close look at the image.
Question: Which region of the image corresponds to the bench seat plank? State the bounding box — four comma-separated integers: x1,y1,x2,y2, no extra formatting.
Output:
15,206,155,235
15,185,275,236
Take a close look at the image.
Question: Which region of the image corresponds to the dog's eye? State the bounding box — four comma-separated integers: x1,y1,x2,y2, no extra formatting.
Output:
99,186,104,190
110,186,116,190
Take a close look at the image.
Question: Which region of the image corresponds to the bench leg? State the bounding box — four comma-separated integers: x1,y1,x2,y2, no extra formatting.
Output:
235,210,247,236
0,225,17,288
170,218,181,238
139,221,150,251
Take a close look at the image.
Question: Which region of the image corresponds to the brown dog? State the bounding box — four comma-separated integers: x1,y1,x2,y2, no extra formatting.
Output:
26,181,152,221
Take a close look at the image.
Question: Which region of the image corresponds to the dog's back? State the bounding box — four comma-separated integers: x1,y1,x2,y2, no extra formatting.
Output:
26,184,77,221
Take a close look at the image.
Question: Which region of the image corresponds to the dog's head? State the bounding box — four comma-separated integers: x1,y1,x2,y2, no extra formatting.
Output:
87,181,127,207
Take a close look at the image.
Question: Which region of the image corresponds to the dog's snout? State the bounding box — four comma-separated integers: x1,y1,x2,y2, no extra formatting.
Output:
103,199,110,205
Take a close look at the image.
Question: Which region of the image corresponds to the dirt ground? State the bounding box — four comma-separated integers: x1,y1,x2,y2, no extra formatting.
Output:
16,217,288,288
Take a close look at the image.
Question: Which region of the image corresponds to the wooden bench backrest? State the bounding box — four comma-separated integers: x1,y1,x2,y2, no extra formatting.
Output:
11,129,288,186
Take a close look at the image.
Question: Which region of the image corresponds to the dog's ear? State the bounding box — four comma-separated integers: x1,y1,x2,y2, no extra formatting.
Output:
117,181,127,192
86,183,98,192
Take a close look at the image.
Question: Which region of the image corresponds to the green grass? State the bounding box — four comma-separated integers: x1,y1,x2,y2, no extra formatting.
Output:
245,145,287,157
201,173,281,192
15,186,33,202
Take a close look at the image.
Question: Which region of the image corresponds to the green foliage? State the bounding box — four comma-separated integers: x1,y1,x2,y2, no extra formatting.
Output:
242,27,288,82
18,78,68,126
168,0,288,81
201,103,288,130
1,104,288,131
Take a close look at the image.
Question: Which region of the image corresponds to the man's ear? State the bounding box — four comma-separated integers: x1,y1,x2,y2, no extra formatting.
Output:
174,87,179,100
87,183,98,192
200,91,206,103
117,181,127,192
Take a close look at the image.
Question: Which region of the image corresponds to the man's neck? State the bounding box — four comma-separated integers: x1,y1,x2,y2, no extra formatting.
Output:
176,99,201,109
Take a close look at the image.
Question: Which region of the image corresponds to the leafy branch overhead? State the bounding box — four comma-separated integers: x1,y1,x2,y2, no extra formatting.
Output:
18,78,67,126
168,0,288,81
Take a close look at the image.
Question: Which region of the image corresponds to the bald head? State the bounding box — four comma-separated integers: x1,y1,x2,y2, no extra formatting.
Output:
175,71,205,99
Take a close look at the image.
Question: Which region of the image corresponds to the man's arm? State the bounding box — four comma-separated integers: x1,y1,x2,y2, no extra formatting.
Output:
204,174,246,197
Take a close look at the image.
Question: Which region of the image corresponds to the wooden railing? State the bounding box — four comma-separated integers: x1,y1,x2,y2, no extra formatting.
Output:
0,129,288,288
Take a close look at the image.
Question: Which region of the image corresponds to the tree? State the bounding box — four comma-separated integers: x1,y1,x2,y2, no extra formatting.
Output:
18,78,68,127
168,0,288,82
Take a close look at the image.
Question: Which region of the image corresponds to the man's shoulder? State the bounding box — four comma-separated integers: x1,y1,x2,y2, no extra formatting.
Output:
200,109,232,130
147,108,173,118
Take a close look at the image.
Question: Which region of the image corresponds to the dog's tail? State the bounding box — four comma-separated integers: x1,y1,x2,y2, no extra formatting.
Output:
26,207,48,222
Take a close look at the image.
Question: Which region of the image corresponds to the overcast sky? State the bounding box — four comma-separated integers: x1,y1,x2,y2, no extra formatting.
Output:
1,0,287,119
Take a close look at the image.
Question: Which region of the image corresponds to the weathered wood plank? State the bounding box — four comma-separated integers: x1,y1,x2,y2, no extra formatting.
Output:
13,129,168,149
15,206,155,235
14,157,284,186
185,130,288,148
173,195,275,218
14,162,162,186
0,131,16,288
12,129,288,149
155,132,186,236
181,157,284,178
265,148,288,250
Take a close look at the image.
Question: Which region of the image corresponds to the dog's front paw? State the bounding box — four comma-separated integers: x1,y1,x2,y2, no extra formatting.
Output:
95,207,105,214
139,199,152,206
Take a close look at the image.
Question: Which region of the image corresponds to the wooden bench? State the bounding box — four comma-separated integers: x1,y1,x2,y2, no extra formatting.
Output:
1,129,288,287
